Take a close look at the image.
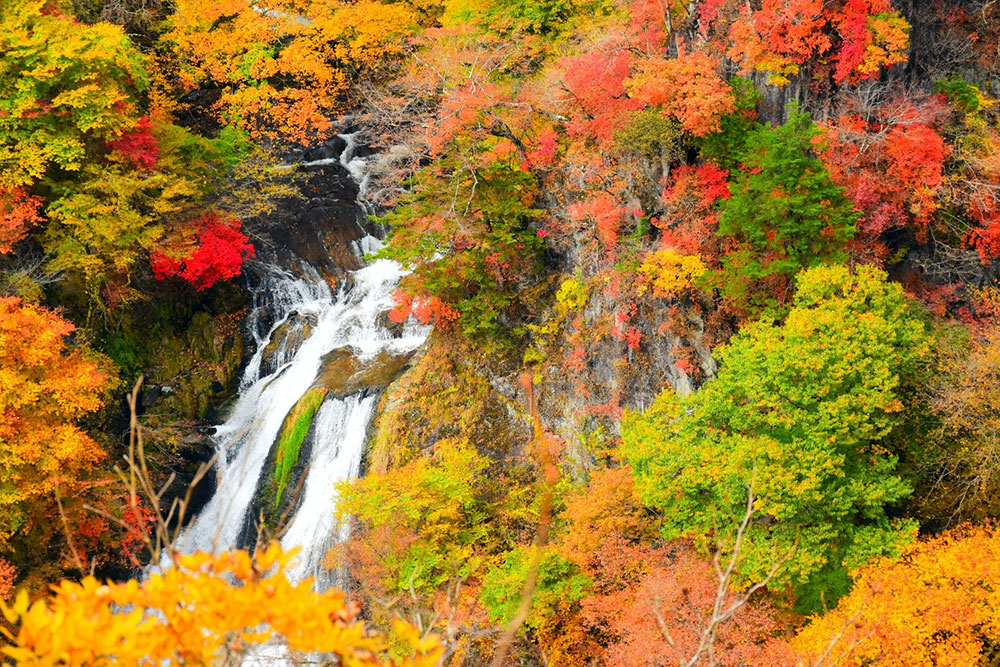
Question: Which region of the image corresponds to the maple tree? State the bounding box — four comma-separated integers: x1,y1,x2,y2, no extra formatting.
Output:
0,187,42,255
626,49,736,138
150,212,255,291
584,539,788,667
819,94,950,263
655,162,730,258
520,468,790,666
162,0,420,143
0,558,13,602
1,543,444,666
560,49,640,144
107,116,160,171
0,297,112,550
726,0,909,86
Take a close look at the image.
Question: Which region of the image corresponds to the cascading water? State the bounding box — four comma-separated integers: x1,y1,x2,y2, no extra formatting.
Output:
173,253,428,584
278,393,376,585
167,133,428,590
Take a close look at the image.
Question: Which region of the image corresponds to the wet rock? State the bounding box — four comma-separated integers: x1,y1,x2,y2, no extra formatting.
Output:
140,384,162,411
302,135,347,163
313,346,417,398
259,311,317,377
376,311,407,338
155,425,217,536
148,311,244,422
256,153,374,282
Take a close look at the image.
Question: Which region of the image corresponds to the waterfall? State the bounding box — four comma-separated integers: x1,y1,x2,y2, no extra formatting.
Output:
278,393,376,585
170,251,428,583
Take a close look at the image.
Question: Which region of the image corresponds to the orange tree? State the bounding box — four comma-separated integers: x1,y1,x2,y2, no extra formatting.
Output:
791,523,1000,666
0,297,113,551
1,543,443,666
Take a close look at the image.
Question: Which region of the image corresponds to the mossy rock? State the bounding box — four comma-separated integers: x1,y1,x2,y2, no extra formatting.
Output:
146,310,245,422
259,312,316,377
313,347,417,398
251,347,419,531
368,335,528,474
273,386,329,508
151,313,243,420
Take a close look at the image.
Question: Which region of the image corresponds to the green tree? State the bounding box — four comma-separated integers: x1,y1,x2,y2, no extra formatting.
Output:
0,0,146,188
470,0,582,35
335,437,490,604
622,264,929,610
714,107,858,313
378,160,546,348
479,546,588,630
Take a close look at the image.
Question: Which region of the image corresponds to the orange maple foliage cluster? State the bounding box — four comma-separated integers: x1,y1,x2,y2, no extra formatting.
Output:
0,187,42,255
165,0,418,143
0,297,111,546
627,49,736,137
0,558,14,602
1,543,443,665
792,524,1000,665
537,469,787,666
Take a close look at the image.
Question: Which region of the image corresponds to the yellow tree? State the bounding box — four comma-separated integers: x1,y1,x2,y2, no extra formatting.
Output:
0,0,145,188
1,543,443,666
791,524,1000,666
163,0,420,143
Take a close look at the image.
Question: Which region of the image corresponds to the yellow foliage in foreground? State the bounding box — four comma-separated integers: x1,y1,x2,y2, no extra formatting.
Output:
0,543,442,666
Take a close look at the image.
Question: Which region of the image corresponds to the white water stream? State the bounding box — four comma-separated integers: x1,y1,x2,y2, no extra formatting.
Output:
160,124,432,592
173,254,427,584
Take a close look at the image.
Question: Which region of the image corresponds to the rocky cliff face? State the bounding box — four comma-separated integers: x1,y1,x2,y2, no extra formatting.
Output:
252,132,379,283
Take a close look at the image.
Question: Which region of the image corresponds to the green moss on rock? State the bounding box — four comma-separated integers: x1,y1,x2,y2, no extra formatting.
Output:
274,386,328,507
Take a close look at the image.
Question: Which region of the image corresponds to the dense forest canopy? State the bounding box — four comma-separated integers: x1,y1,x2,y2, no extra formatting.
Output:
4,0,1000,664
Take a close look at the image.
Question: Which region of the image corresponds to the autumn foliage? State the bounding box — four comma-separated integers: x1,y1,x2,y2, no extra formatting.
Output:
150,212,255,291
1,543,443,666
727,0,909,85
0,298,111,547
163,0,420,143
7,0,1000,664
791,524,1000,666
0,187,42,255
